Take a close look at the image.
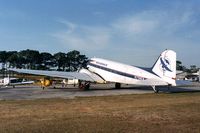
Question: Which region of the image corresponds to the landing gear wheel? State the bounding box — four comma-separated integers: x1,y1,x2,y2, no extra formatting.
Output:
79,81,90,91
167,84,172,93
84,82,90,90
115,83,121,89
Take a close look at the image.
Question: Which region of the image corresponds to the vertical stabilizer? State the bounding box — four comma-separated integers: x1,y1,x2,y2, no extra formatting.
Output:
152,50,176,86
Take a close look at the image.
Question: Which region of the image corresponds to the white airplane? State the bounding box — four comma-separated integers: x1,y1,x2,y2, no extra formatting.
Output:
9,49,176,92
0,77,34,88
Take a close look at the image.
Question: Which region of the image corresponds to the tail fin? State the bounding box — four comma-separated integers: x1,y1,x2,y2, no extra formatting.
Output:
152,50,176,86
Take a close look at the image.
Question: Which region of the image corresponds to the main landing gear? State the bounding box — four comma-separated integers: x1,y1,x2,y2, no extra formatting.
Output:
115,83,121,89
79,81,90,90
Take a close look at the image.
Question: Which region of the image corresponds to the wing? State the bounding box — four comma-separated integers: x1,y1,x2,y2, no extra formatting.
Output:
8,68,102,82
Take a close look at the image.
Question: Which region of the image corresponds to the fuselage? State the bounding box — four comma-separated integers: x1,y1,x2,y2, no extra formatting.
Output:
87,58,165,85
0,78,17,86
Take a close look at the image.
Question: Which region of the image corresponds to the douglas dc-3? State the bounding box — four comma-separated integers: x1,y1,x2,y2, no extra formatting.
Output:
9,49,176,93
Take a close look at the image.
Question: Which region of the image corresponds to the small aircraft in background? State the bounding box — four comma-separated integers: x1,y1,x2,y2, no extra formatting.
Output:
0,77,34,88
9,49,176,93
11,74,79,89
39,78,79,89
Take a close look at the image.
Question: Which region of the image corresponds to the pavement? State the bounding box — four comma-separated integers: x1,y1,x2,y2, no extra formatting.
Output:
0,83,200,100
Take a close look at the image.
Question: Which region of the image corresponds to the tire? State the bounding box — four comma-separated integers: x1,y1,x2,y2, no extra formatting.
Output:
115,83,121,89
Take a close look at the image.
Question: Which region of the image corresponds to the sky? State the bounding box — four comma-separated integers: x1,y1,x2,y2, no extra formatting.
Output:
0,0,200,67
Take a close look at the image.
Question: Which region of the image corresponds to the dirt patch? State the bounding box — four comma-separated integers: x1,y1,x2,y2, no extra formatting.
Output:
0,93,200,133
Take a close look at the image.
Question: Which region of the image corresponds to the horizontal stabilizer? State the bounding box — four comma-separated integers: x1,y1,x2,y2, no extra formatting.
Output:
176,80,192,86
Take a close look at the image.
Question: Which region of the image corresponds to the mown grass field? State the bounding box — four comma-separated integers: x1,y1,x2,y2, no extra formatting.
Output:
0,93,200,133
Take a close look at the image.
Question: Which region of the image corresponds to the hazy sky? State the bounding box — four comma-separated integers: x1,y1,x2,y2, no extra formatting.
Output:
0,0,199,67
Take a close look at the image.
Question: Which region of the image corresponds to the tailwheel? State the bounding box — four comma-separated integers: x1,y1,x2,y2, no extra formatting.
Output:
115,83,121,89
152,86,159,93
167,84,172,91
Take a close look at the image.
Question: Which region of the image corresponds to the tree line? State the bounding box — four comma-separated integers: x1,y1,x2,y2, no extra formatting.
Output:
176,60,199,73
0,49,88,71
0,49,198,73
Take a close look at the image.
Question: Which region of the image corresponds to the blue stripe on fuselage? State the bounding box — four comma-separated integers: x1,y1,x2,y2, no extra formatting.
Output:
88,63,147,80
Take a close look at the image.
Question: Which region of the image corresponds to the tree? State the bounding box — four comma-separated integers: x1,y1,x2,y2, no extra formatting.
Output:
53,52,67,71
0,49,88,71
19,49,41,69
40,52,53,69
7,51,18,68
0,51,13,69
66,50,88,71
16,54,26,68
176,60,182,70
190,65,198,73
176,60,186,71
0,51,8,63
40,52,53,63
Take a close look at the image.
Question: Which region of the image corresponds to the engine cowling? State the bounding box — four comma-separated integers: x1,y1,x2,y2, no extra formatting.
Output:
40,79,52,87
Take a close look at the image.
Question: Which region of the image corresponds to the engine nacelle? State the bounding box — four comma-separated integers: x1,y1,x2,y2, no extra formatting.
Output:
40,79,52,87
62,79,79,85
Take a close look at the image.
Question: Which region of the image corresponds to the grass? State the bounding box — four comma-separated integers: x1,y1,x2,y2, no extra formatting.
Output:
0,93,200,133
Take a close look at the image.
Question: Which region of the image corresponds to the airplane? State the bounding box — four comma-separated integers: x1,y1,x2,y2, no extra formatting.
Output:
14,74,79,89
8,49,176,93
0,77,34,88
